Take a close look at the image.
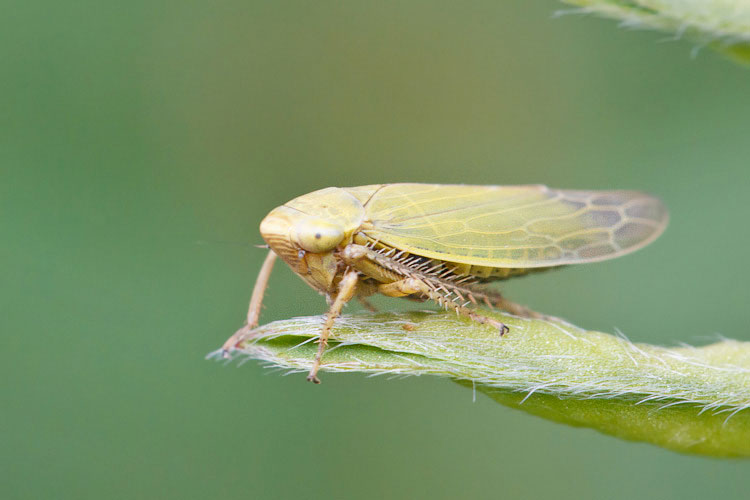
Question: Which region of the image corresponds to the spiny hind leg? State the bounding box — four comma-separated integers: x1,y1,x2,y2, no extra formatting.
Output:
340,243,507,332
454,286,538,324
307,270,359,384
492,295,564,323
463,284,560,322
378,278,508,335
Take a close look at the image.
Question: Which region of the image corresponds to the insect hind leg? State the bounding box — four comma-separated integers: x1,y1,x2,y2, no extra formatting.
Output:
342,243,508,334
378,278,508,335
492,296,564,324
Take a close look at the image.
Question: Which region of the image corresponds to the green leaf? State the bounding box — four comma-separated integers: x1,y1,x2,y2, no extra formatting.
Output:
559,0,750,64
218,311,750,458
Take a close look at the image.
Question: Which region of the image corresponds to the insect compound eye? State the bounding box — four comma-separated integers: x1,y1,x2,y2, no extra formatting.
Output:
292,219,345,254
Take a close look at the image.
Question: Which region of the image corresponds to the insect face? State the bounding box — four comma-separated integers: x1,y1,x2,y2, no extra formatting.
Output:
260,207,348,294
259,188,370,294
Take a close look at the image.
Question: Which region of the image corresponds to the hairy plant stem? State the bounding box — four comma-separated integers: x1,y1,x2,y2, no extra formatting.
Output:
214,311,750,458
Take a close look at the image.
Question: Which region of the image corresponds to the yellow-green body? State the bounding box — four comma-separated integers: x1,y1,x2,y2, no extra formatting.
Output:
260,183,668,296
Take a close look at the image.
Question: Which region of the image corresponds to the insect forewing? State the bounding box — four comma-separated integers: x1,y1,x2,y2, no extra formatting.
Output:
359,184,668,268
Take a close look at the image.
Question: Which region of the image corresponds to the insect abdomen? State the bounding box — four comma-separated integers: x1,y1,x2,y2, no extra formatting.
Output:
446,262,548,280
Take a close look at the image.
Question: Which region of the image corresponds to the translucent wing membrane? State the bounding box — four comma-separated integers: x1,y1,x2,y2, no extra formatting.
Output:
358,184,668,268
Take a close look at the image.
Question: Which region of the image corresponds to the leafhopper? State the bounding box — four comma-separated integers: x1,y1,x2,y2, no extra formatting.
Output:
222,184,668,383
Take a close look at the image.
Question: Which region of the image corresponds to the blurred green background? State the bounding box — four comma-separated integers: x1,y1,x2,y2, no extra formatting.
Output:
3,1,749,498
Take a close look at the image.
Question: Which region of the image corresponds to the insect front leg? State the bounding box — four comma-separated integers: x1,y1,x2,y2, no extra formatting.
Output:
221,250,278,357
307,269,359,384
